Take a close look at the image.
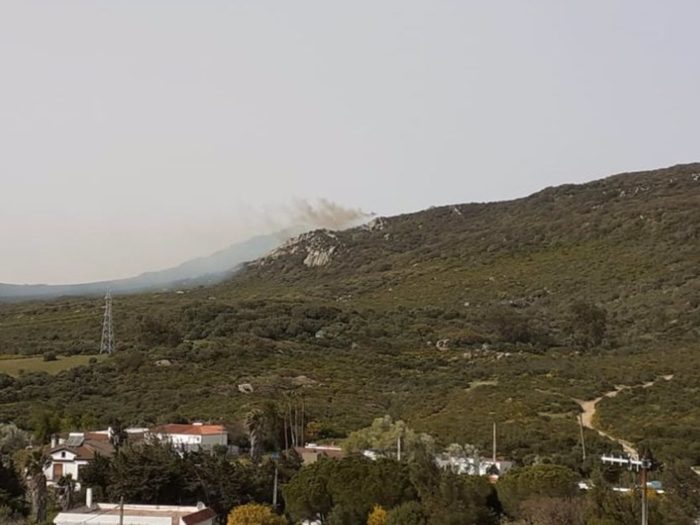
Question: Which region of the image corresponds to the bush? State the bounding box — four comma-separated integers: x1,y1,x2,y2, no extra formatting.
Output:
227,503,285,525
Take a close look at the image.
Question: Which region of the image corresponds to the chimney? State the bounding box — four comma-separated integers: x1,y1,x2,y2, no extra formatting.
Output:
86,487,93,509
50,434,58,448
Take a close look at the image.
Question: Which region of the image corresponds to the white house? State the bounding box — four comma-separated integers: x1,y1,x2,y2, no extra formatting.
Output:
44,432,115,488
148,423,228,451
434,454,513,478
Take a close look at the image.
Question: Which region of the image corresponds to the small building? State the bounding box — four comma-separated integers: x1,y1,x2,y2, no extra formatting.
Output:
434,454,513,479
44,428,147,488
149,423,228,451
294,443,345,464
44,433,115,488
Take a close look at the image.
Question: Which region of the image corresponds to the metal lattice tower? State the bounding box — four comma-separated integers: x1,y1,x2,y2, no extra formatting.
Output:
99,292,114,354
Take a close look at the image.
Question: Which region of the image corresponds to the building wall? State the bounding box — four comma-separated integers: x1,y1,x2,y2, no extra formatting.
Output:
155,433,227,447
44,451,88,483
200,434,227,446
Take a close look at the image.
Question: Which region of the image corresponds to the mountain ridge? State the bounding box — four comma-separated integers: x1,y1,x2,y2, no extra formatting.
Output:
0,229,303,301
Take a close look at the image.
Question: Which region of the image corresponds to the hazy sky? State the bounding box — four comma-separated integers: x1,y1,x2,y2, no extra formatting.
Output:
1,1,698,284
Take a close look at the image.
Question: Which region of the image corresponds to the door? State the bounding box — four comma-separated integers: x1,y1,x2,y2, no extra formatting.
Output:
52,463,63,479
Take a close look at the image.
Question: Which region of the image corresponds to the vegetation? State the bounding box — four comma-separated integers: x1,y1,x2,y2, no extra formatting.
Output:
0,354,105,377
0,164,699,520
227,503,285,525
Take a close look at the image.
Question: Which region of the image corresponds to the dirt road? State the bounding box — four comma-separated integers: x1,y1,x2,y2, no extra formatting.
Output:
574,375,673,457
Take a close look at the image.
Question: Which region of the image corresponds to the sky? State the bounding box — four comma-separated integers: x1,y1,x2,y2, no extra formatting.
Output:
1,1,699,284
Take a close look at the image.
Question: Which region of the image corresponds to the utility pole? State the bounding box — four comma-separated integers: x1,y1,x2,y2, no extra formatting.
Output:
272,454,279,509
601,453,655,525
397,433,402,462
100,292,114,354
119,495,124,525
492,422,497,463
301,396,305,446
641,463,648,525
579,414,587,461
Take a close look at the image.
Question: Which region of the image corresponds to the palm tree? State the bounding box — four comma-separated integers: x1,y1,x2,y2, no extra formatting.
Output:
24,450,47,523
245,409,265,464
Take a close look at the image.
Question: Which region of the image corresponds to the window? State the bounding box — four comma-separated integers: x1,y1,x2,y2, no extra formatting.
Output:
61,451,66,458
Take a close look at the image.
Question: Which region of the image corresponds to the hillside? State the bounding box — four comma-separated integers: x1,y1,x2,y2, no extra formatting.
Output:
1,163,699,467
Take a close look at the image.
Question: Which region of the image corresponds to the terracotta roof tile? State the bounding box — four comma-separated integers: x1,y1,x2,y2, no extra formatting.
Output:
182,507,217,525
151,424,226,436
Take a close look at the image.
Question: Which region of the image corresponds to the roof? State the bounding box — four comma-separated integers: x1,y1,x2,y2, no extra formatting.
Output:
54,503,216,525
183,507,217,525
151,423,226,436
84,432,111,442
50,439,115,460
295,446,345,460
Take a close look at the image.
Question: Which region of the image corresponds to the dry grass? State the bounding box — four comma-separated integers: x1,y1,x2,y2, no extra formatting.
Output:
0,354,105,377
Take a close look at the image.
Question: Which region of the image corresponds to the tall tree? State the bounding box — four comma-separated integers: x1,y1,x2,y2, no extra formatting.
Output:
24,450,47,523
245,409,265,464
0,457,27,518
497,464,580,519
108,442,186,504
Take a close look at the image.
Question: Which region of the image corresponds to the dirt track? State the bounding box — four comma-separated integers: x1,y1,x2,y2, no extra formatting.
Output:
574,375,673,457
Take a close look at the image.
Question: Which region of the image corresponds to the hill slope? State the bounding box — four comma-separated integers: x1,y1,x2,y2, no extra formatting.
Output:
1,163,699,466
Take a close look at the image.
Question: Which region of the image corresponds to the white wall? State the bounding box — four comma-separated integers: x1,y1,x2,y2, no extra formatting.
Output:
155,433,226,447
44,450,88,483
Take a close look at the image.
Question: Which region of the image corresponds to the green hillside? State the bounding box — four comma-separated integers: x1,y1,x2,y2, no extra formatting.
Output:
1,163,699,466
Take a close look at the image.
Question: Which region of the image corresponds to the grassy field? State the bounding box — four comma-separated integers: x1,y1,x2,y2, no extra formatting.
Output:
0,354,105,377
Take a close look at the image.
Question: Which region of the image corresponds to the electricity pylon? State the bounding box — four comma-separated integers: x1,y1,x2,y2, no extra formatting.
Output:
99,292,114,354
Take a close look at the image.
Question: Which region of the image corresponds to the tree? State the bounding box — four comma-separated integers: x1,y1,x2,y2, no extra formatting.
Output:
570,301,607,348
343,416,434,460
227,503,285,525
518,496,585,525
329,457,416,523
25,450,48,523
496,464,580,519
245,409,266,464
57,474,77,510
367,505,388,525
0,457,27,518
108,442,186,504
658,459,700,520
137,315,183,347
386,501,427,525
31,407,61,445
0,423,29,455
283,459,334,523
80,453,112,500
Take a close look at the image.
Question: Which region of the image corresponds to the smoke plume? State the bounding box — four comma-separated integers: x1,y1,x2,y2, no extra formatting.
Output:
286,198,373,231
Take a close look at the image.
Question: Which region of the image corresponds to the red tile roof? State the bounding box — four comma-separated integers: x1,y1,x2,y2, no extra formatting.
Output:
151,424,226,436
182,507,217,525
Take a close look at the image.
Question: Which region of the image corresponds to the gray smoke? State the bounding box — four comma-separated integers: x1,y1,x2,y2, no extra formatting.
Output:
287,198,373,231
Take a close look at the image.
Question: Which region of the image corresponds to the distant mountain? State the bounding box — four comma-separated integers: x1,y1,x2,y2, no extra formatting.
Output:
0,228,304,301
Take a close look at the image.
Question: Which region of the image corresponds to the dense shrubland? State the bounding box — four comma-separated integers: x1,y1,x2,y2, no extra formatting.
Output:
1,164,699,474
